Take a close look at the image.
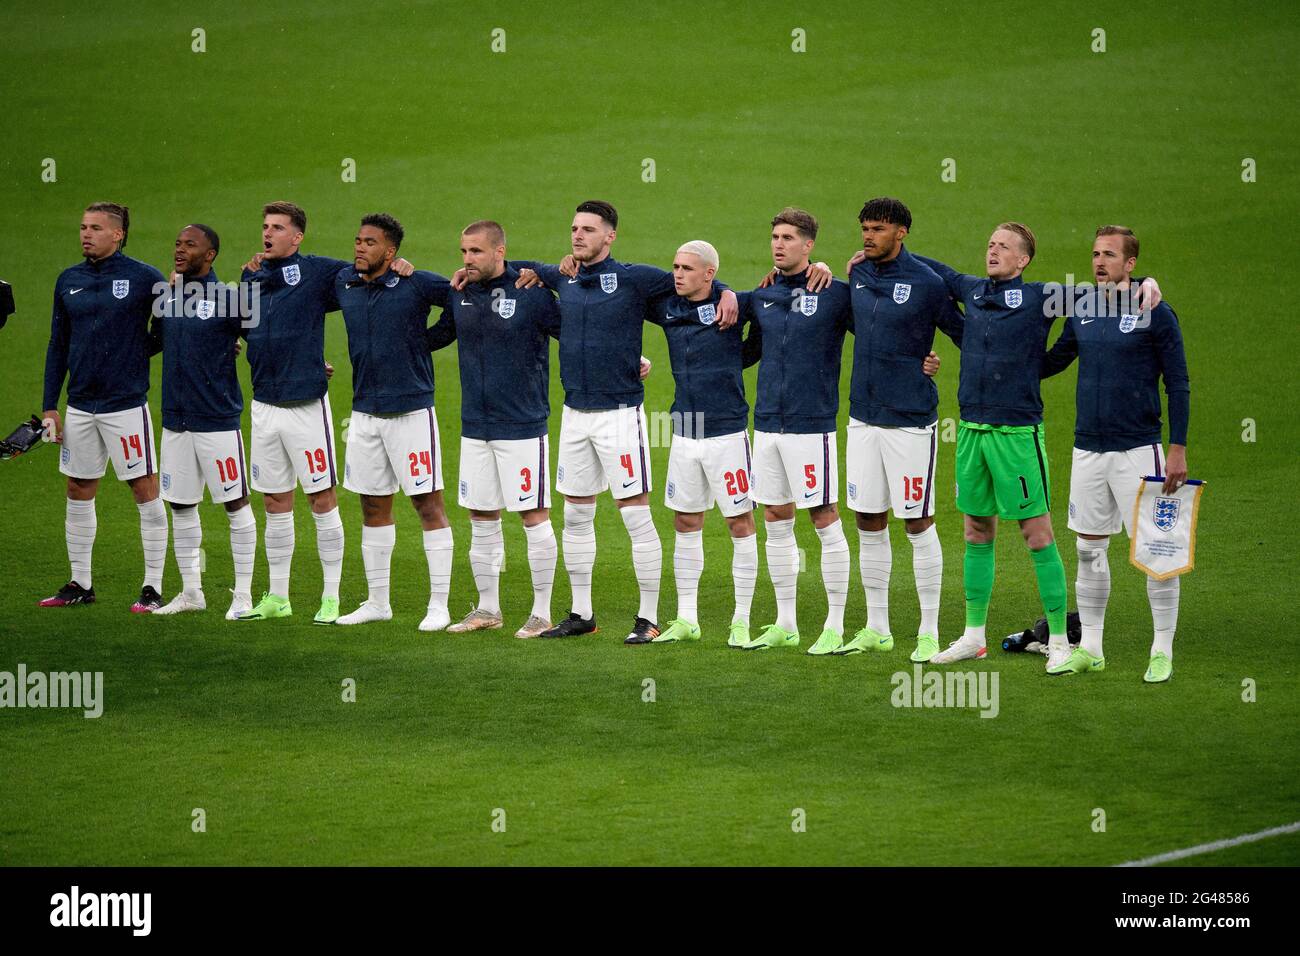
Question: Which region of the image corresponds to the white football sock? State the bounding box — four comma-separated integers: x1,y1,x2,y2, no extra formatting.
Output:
1076,536,1111,657
469,518,505,616
171,506,203,592
423,526,453,613
765,517,799,632
264,511,295,598
562,501,597,618
731,531,758,624
523,520,557,620
65,498,96,588
313,507,344,601
1148,575,1180,659
621,505,662,623
964,624,987,647
361,524,395,609
816,520,850,634
859,528,892,635
138,497,168,591
673,529,704,625
908,525,943,638
227,504,256,597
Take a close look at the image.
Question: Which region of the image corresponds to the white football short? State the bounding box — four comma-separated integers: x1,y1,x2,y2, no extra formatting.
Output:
555,404,652,500
459,435,550,512
160,427,249,504
250,395,339,494
1068,443,1166,537
751,430,838,509
343,406,443,498
845,418,939,519
664,430,754,517
59,404,158,482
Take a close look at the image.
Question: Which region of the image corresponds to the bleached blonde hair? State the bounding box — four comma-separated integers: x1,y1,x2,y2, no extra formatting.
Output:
676,240,719,272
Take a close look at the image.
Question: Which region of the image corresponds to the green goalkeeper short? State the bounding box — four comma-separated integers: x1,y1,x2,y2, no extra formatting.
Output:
955,420,1051,519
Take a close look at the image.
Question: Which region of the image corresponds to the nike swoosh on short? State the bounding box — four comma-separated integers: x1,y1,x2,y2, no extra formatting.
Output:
803,490,818,498
732,496,749,505
1019,501,1031,509
127,460,142,469
415,478,429,487
622,480,637,489
905,502,920,510
223,483,238,492
312,475,326,483
518,494,533,501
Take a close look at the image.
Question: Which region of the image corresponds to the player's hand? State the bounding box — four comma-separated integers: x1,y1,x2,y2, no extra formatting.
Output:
758,268,777,289
846,250,867,274
234,340,242,356
639,356,652,380
805,262,833,293
516,268,543,289
922,351,940,377
1137,276,1162,312
391,258,414,277
324,360,334,380
41,409,62,443
1162,444,1188,495
559,255,578,278
451,267,469,291
716,289,739,330
243,252,267,273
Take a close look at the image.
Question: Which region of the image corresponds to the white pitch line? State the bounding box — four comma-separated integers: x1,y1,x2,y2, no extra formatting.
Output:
1116,820,1300,867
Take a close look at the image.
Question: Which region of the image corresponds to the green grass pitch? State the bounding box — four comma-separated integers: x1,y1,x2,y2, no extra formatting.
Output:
1,1,1297,866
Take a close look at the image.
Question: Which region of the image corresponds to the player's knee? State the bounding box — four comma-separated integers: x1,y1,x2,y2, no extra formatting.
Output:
964,516,996,543
128,474,159,504
855,510,888,532
224,496,250,513
66,477,97,500
1022,524,1054,550
809,503,838,528
726,513,755,537
411,492,445,525
308,487,337,513
903,515,934,535
264,491,294,514
617,492,649,509
674,512,705,533
521,507,549,527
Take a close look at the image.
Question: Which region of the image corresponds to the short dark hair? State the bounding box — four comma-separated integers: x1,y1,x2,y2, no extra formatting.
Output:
85,202,129,249
186,223,220,256
1095,224,1139,261
997,221,1037,262
462,219,506,248
263,201,307,234
858,197,912,230
575,200,618,230
772,207,818,241
360,212,404,250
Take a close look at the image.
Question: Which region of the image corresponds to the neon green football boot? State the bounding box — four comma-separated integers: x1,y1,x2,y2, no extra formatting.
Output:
238,592,292,620
910,633,940,663
742,624,799,651
727,620,751,648
651,618,701,643
806,628,844,656
313,596,340,625
835,626,895,655
1046,646,1106,676
1143,652,1173,684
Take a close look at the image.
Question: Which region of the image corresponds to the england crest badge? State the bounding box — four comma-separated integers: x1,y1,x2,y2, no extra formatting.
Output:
798,294,819,316
384,273,400,288
697,303,716,325
496,298,517,318
1119,313,1138,333
1004,288,1023,308
112,279,130,299
893,283,911,304
1153,496,1180,532
195,299,216,320
600,273,618,294
282,263,301,286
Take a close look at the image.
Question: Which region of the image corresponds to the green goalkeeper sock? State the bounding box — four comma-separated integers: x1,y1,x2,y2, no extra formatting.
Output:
963,541,995,629
1031,541,1068,636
